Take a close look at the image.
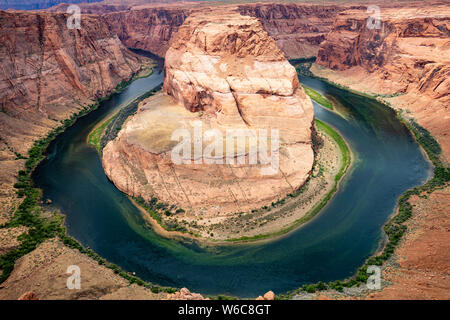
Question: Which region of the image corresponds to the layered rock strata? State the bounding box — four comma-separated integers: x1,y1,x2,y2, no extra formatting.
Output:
53,2,349,59
0,10,150,221
315,6,450,160
102,11,315,216
237,3,350,59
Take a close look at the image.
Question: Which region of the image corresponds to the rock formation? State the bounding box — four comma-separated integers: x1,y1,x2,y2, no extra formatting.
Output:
47,2,350,59
17,291,38,300
315,5,450,160
166,287,207,300
237,3,350,59
0,10,150,221
102,2,351,59
255,290,275,300
0,238,170,300
103,6,189,57
102,10,314,217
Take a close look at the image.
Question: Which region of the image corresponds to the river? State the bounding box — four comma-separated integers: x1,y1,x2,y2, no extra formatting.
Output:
32,69,431,297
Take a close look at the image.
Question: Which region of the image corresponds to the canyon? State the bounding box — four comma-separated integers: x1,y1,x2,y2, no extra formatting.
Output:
310,4,450,300
0,0,448,300
314,5,450,162
48,1,354,59
236,2,352,59
0,10,152,224
102,10,315,223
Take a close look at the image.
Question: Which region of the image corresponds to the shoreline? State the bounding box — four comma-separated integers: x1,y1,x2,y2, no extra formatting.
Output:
3,61,445,299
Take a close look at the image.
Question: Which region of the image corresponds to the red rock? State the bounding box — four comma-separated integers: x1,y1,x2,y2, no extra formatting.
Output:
316,5,450,161
0,9,150,219
102,9,315,219
263,291,275,300
18,291,38,300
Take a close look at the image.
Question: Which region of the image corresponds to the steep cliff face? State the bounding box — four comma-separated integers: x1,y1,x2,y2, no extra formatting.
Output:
315,6,450,160
103,7,190,57
103,10,314,219
96,2,347,59
237,3,350,59
0,10,149,220
47,2,130,14
0,0,100,10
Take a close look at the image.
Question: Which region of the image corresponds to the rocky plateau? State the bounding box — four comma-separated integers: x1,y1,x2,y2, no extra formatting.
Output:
0,0,448,300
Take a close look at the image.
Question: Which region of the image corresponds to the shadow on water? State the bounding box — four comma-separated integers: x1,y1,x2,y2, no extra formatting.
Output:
32,72,432,297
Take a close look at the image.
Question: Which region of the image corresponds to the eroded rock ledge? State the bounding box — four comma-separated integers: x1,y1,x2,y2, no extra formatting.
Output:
102,10,315,219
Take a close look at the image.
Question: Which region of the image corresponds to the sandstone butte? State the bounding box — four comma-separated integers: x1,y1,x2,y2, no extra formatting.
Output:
102,10,315,216
0,1,448,301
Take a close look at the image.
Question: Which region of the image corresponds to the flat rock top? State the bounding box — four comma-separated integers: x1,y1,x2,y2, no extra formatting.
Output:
123,93,199,154
169,10,285,61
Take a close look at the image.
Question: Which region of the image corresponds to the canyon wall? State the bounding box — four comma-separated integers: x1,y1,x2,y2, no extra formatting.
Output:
0,10,149,221
315,6,450,161
237,3,350,59
103,7,190,57
313,6,450,162
72,2,349,59
102,10,315,219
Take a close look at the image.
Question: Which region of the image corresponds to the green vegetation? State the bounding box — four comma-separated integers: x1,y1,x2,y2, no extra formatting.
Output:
315,119,350,182
88,116,115,150
128,119,349,243
0,137,27,160
212,295,238,300
293,57,316,77
114,67,153,93
60,233,176,294
289,56,316,65
3,56,447,299
0,102,100,283
226,119,351,243
303,86,333,110
345,116,449,288
134,196,193,235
